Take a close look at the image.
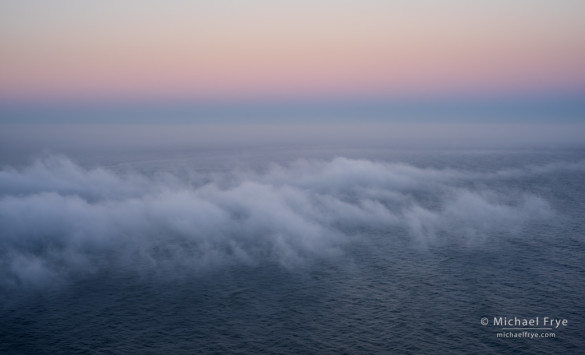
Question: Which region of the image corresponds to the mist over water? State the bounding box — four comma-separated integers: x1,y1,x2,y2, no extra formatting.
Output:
1,140,584,354
1,154,563,289
2,122,585,165
2,0,585,351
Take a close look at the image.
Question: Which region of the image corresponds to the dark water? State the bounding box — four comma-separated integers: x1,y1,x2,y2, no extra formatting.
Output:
1,146,584,354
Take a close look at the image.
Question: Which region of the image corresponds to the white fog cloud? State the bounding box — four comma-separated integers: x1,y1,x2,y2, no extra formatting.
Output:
0,156,555,288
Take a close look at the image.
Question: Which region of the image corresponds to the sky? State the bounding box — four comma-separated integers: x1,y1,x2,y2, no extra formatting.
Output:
1,0,585,104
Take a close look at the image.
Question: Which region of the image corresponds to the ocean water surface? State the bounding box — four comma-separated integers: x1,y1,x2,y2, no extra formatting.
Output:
1,143,584,354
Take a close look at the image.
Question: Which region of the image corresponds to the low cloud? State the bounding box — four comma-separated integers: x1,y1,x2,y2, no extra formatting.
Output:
0,156,554,289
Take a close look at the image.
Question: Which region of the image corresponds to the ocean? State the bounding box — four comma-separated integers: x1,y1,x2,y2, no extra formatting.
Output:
1,143,584,354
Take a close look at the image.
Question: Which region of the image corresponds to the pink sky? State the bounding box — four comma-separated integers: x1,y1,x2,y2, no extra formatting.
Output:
1,1,584,102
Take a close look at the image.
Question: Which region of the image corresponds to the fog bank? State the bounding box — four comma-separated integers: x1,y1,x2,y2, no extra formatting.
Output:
0,156,561,289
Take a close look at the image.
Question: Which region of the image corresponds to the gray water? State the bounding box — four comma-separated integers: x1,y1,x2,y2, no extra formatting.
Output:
1,145,584,354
